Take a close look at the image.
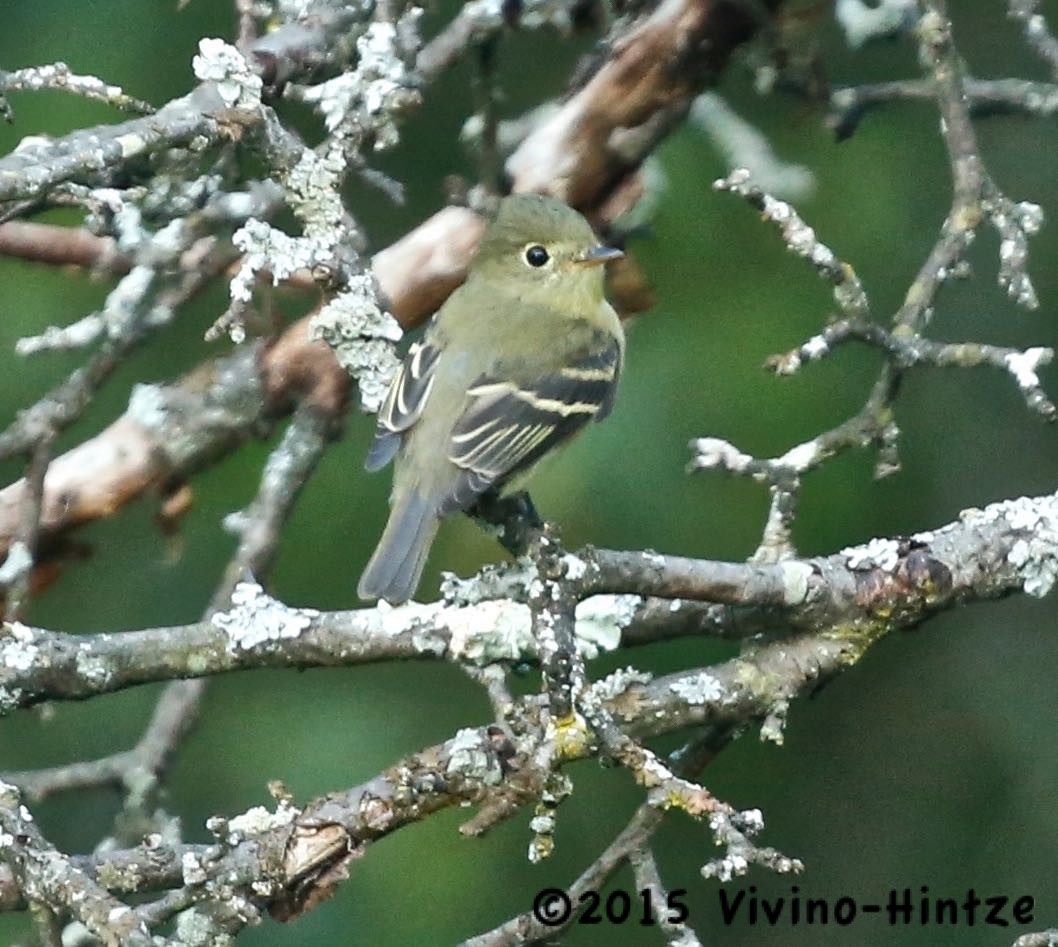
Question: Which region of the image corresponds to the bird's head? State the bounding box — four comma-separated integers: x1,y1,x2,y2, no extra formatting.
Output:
470,194,623,304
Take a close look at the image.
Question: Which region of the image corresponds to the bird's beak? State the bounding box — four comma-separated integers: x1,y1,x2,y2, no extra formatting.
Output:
571,245,624,268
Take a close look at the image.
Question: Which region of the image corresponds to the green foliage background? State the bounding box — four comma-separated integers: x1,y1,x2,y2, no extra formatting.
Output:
1,1,1057,944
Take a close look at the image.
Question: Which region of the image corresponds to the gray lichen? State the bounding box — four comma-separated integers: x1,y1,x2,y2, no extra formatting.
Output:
192,39,263,111
573,594,640,658
0,621,40,673
445,727,503,785
309,276,402,412
842,537,901,572
1002,493,1058,597
669,672,725,706
298,14,423,152
224,802,299,844
211,581,319,651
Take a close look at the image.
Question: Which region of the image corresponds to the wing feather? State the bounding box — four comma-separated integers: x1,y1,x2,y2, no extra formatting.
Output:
365,341,442,472
438,334,621,514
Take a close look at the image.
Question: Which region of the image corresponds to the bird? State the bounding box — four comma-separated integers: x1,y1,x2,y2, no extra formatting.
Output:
358,193,625,604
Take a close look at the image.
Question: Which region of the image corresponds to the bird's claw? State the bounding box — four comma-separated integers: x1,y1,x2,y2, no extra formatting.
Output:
468,489,545,556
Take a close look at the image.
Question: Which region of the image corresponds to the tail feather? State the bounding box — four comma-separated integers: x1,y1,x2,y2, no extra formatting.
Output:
358,491,439,604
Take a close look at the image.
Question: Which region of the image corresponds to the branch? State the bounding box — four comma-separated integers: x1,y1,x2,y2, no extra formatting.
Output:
3,479,1051,925
697,1,1049,561
2,490,1054,713
465,801,673,945
830,77,1058,137
0,488,1053,925
1009,0,1058,79
0,317,344,559
0,5,367,208
506,0,776,208
767,319,1055,419
0,222,129,273
0,782,151,945
0,62,153,114
0,92,230,206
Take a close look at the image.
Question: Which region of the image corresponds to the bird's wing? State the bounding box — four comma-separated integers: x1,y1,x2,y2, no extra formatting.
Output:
365,340,442,472
438,336,621,515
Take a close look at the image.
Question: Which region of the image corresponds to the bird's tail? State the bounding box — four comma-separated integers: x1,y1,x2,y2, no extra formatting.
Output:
358,490,439,604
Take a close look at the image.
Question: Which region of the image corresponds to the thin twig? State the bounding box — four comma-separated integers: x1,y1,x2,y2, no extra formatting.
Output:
1,433,53,619
701,0,1048,560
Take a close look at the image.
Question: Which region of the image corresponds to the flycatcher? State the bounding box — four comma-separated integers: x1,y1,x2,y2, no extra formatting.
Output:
359,194,625,603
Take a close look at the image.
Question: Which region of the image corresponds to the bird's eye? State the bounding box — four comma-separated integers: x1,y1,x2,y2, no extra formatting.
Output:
524,245,550,267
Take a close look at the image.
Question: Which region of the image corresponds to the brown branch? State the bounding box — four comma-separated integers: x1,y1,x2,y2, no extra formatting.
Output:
0,434,52,619
0,318,342,560
371,205,486,326
0,222,129,273
0,0,792,936
506,0,775,207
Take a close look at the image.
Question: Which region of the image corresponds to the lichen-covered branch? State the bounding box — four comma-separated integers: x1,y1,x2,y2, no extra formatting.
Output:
2,485,1053,930
2,490,1054,714
0,782,152,945
713,169,868,320
767,319,1055,419
0,62,153,115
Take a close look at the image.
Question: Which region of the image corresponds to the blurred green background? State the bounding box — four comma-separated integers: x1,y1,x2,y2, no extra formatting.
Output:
1,1,1057,945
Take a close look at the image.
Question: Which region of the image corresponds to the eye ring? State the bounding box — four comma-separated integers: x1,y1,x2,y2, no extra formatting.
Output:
524,244,550,267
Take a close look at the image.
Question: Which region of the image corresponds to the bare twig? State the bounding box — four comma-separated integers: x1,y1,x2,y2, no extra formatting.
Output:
830,77,1058,138
767,319,1055,418
630,847,703,946
464,803,670,946
714,168,868,319
0,433,53,618
699,1,1049,561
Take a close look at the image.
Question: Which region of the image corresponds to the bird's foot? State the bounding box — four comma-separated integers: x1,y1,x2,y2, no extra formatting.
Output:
468,489,545,557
